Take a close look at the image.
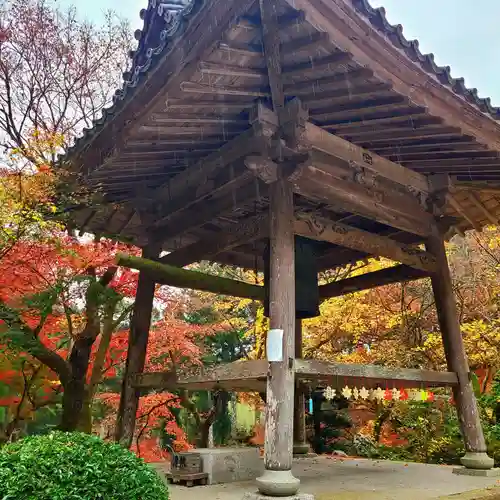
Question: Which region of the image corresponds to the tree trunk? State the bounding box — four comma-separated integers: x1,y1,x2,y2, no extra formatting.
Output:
60,337,95,431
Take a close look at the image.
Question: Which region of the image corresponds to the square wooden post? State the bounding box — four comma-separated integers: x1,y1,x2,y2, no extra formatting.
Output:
426,230,493,470
294,319,309,455
256,174,300,496
115,243,160,447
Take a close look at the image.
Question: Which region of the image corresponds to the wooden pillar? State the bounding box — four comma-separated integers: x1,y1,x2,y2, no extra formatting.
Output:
293,319,309,455
426,230,493,470
256,173,300,496
115,244,159,447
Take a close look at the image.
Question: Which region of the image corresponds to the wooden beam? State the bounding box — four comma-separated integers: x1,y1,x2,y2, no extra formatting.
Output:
319,265,429,299
259,0,285,120
160,213,269,268
295,359,458,388
303,121,430,193
291,156,435,237
132,357,458,392
294,213,437,272
133,360,269,391
467,192,499,226
116,253,265,300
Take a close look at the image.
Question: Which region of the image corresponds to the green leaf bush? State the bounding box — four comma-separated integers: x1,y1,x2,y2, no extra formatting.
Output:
0,431,169,499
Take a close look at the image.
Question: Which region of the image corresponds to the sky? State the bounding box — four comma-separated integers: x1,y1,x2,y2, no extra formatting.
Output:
67,0,500,106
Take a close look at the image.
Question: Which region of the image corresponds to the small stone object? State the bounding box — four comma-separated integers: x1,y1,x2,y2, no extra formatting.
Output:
391,388,401,401
332,449,348,457
324,386,336,401
373,387,385,401
341,385,352,399
359,386,370,400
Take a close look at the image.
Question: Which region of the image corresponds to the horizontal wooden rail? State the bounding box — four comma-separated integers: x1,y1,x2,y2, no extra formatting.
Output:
295,359,458,389
133,359,458,392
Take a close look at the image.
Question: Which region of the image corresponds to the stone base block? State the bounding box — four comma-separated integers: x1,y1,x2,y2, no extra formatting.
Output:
193,447,263,485
243,493,314,500
293,453,317,459
256,470,300,497
293,443,310,455
453,467,500,477
460,452,495,470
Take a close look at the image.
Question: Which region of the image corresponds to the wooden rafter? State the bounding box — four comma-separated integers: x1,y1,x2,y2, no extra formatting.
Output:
160,213,269,268
283,0,500,150
149,107,276,208
447,193,482,232
467,192,499,226
77,0,258,173
154,181,265,243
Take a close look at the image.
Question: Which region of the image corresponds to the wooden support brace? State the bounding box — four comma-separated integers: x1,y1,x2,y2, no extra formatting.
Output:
116,253,265,300
294,213,436,272
319,264,429,299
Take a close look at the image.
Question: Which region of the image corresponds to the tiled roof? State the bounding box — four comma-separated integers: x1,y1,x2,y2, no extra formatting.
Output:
64,0,500,163
353,0,500,121
63,0,200,160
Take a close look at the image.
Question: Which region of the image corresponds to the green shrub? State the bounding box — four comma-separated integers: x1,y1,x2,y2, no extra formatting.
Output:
0,431,169,500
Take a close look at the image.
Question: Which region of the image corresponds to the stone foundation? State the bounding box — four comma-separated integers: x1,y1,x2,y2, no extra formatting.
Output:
243,493,314,500
193,447,263,485
453,467,500,477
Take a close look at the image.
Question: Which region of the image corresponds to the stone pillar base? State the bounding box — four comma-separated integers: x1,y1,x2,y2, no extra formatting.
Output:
460,452,494,470
453,467,500,477
256,470,300,497
243,494,314,500
293,443,310,455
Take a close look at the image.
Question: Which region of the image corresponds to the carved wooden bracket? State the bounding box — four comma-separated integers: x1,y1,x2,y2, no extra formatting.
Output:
244,156,279,184
280,97,309,152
